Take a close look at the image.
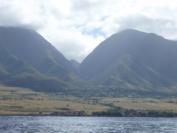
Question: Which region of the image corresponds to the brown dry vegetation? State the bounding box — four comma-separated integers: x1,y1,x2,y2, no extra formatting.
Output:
1,86,177,115
96,97,177,112
0,86,108,115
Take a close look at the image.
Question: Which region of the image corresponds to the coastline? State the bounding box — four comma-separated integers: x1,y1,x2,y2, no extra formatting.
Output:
1,109,177,117
1,86,177,118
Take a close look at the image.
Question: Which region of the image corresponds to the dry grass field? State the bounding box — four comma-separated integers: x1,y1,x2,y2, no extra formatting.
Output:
1,86,177,115
96,97,177,112
0,86,108,115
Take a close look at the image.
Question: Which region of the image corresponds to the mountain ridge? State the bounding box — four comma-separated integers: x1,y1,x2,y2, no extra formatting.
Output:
79,29,177,97
1,27,177,97
0,26,77,92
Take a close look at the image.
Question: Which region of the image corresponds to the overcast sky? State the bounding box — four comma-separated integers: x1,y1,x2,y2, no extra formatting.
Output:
0,0,177,62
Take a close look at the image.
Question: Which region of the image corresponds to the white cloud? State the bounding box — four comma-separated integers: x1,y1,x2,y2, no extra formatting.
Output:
0,0,177,62
39,26,103,62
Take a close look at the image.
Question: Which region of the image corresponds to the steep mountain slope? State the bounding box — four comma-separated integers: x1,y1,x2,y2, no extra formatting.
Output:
70,60,80,73
79,29,177,96
0,27,75,92
1,27,177,97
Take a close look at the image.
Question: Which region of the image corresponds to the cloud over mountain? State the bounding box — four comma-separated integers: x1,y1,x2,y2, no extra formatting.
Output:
0,0,177,62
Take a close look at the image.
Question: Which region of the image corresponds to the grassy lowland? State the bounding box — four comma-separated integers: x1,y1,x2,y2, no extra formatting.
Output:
1,86,177,117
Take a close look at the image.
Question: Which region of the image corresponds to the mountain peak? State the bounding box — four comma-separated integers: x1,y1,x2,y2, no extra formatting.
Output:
0,26,75,92
0,26,36,34
120,29,142,33
80,29,177,96
117,29,164,40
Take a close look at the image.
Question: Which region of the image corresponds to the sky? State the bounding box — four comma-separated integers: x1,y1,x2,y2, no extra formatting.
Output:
0,0,177,62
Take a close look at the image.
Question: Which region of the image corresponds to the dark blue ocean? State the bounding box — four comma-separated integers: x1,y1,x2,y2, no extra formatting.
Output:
0,116,177,133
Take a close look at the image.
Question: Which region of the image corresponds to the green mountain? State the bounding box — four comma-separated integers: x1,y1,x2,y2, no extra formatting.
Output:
1,27,177,97
0,27,76,92
79,29,177,97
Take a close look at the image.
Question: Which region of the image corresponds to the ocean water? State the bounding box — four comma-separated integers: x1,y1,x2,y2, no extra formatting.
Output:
0,116,177,133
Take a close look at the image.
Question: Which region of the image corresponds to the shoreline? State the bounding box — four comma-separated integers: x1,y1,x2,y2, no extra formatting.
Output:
0,115,177,118
1,86,177,118
1,110,177,117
